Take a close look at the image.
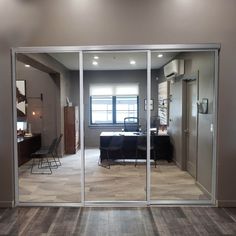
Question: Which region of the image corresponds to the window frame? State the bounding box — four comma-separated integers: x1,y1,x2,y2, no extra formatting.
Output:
90,95,139,125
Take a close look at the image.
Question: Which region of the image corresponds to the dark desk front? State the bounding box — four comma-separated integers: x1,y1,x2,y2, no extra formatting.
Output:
17,134,41,166
100,132,172,162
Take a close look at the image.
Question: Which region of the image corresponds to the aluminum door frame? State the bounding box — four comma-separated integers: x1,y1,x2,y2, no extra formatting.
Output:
11,44,220,207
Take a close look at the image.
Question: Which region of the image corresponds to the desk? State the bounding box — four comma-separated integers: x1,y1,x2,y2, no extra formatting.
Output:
100,131,172,162
17,134,41,166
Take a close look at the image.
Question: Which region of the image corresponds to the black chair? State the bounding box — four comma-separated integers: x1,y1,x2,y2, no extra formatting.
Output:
99,136,124,168
124,117,140,132
31,138,58,174
135,135,157,167
54,134,63,166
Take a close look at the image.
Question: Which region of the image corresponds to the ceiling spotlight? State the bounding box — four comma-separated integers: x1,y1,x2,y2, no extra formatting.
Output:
157,54,163,58
130,60,136,65
92,61,98,66
94,56,99,60
25,64,30,68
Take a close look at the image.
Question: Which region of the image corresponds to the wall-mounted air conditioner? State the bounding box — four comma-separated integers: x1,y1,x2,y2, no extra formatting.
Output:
164,59,185,80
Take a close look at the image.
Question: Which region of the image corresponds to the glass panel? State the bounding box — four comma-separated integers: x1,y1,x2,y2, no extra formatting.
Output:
150,51,215,201
16,52,81,203
84,51,147,201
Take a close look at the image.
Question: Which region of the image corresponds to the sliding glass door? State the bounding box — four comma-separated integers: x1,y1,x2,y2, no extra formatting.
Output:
150,50,216,202
15,52,82,204
83,51,148,202
13,45,218,206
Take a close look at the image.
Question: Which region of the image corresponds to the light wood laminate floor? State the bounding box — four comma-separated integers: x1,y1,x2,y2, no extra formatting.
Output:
0,207,236,235
19,149,210,202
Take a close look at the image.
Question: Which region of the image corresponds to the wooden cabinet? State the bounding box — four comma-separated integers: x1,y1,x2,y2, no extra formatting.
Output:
17,134,41,166
64,106,79,154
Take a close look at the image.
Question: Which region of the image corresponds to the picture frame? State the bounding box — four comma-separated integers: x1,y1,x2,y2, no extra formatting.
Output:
198,98,208,114
16,80,27,119
144,99,154,111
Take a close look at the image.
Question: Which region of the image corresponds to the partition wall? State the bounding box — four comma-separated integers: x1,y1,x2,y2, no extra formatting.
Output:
12,44,219,206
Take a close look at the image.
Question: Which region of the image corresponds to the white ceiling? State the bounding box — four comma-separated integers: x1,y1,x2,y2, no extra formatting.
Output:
49,52,178,71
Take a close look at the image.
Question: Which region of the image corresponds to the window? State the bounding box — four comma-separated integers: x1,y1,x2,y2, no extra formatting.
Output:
91,96,113,124
116,96,138,123
90,84,139,125
158,81,169,125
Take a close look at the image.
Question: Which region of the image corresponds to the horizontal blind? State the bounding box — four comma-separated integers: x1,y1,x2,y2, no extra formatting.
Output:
90,83,139,96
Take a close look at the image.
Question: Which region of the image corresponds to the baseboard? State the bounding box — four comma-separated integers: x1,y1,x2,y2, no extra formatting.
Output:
195,181,211,199
0,201,14,208
173,159,180,167
216,200,236,207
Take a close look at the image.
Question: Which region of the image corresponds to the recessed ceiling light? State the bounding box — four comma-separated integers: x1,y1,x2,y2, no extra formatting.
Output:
92,61,98,66
94,56,99,60
130,60,136,65
157,54,163,58
25,64,30,68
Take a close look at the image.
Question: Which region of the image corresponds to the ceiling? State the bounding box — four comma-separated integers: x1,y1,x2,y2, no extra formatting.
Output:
49,52,178,71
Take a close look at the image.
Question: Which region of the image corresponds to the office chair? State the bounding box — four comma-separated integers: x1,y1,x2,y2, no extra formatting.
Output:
135,135,157,167
99,136,125,168
124,117,140,132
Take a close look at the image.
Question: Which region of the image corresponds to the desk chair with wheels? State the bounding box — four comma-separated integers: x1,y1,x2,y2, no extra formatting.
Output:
124,117,140,132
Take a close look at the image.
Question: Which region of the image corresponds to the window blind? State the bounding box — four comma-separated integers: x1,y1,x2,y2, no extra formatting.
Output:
90,83,139,96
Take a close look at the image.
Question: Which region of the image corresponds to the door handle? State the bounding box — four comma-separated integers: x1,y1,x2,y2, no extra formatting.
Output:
184,129,189,135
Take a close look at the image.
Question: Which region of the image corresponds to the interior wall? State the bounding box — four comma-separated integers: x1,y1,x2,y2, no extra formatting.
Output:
1,0,236,206
16,61,59,147
69,71,80,107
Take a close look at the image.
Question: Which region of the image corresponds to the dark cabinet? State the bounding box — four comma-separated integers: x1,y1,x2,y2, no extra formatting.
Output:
64,106,79,154
17,134,41,166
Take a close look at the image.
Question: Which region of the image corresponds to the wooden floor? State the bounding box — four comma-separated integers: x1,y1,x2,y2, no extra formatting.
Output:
0,207,236,235
19,149,209,202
